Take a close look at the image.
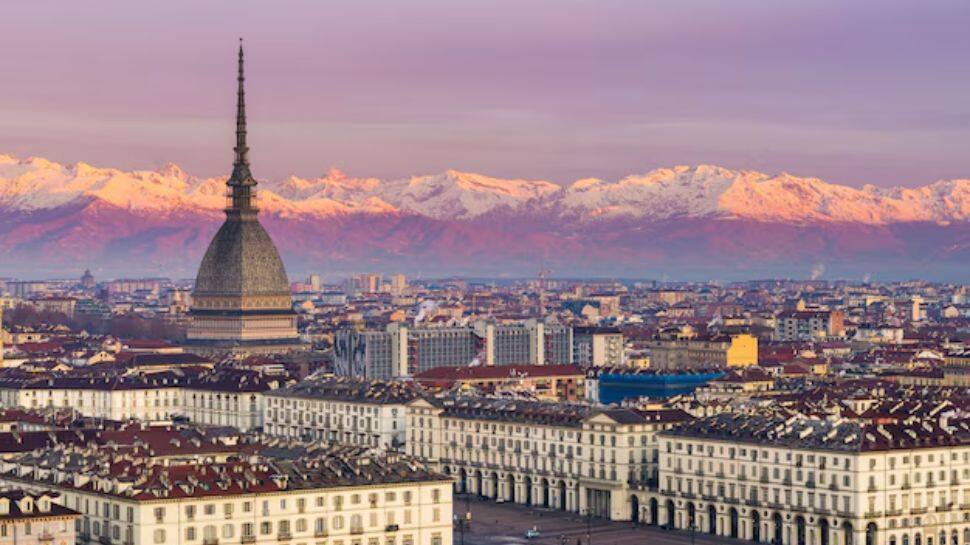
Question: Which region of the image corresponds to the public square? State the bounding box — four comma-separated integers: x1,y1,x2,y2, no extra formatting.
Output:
455,495,745,545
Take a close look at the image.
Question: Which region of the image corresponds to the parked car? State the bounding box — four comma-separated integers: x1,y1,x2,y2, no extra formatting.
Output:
525,529,541,539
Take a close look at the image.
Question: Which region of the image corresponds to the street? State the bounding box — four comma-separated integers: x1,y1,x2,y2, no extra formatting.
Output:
454,496,745,545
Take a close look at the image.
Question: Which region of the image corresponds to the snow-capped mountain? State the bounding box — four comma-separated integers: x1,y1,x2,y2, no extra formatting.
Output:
0,154,967,279
2,154,967,224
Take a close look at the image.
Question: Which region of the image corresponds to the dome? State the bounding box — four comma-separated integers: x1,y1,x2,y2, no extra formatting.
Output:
193,217,291,298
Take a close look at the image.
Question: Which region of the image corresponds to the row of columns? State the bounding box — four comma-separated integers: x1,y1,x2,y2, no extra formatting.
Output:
452,468,578,512
638,496,868,545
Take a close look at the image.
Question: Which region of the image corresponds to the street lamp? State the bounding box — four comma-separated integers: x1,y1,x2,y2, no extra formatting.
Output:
454,514,470,545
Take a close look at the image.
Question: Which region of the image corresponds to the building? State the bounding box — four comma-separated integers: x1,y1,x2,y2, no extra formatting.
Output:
264,377,420,449
775,310,846,341
412,364,586,401
406,395,691,520
649,333,758,370
334,320,572,379
390,274,407,295
646,412,970,545
26,297,76,317
186,43,302,355
349,273,383,294
0,439,453,545
181,369,286,431
573,327,624,367
0,369,286,429
0,490,79,545
80,269,96,289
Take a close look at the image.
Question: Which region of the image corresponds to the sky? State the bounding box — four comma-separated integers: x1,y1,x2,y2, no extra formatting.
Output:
2,0,969,187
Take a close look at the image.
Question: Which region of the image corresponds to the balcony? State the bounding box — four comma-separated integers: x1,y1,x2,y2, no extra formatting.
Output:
315,531,329,538
386,524,400,532
241,536,256,544
277,532,292,541
885,509,902,516
39,532,55,542
351,527,365,535
911,507,928,515
864,511,883,519
935,505,952,513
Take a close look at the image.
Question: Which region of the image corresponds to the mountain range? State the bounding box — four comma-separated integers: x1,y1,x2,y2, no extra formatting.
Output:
1,154,967,280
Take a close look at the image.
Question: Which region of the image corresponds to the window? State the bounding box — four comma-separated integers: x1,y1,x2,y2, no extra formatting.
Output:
154,529,166,544
187,528,196,541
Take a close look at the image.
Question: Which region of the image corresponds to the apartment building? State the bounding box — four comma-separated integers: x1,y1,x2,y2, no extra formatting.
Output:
0,434,452,545
406,395,691,520
0,490,79,545
573,327,624,367
334,320,572,379
649,333,758,370
646,412,970,545
0,370,288,431
775,310,846,341
264,378,420,449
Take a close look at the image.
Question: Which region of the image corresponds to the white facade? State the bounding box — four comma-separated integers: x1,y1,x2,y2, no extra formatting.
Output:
645,425,970,545
406,398,687,521
0,384,266,430
182,389,265,431
264,393,408,449
1,473,453,545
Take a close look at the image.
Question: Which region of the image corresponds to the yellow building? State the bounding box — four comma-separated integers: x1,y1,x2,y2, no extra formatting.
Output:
650,333,758,370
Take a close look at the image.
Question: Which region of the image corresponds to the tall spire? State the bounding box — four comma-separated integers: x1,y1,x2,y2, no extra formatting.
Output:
228,38,257,215
234,38,249,170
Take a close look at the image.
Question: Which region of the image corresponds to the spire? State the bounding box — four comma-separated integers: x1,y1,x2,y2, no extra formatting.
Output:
227,38,257,215
234,38,249,170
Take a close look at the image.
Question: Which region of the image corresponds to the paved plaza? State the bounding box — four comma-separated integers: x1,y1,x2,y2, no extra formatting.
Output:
454,495,747,545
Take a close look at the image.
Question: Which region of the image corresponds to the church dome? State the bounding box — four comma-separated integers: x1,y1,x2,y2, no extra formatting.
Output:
193,217,290,297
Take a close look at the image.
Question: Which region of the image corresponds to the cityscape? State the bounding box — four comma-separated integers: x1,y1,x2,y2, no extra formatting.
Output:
1,3,969,545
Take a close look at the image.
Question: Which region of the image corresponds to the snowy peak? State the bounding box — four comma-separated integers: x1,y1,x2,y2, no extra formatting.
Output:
385,170,560,219
561,165,741,219
0,154,968,224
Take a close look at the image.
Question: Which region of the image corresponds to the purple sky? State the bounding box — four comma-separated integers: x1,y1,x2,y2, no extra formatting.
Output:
2,0,969,186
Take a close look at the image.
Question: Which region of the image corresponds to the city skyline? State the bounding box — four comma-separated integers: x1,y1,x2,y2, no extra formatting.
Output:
3,0,970,186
